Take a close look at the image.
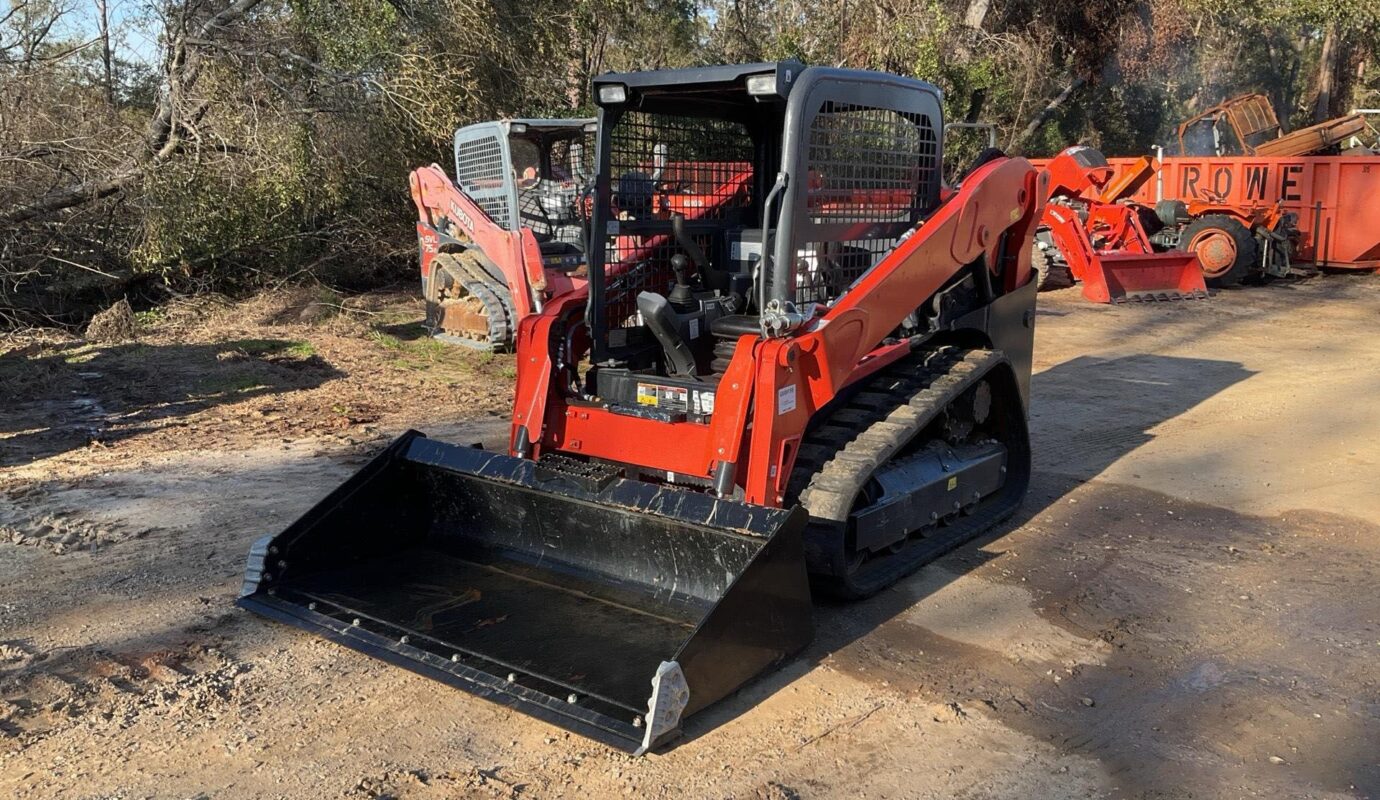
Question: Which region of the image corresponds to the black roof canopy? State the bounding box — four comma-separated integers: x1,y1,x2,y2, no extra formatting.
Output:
592,61,806,116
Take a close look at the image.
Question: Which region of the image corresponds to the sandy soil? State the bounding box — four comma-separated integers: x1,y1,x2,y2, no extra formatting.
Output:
1,277,1378,799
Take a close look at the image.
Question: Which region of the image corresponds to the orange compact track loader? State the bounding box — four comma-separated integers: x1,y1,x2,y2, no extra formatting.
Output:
239,63,1045,754
410,119,595,351
1034,146,1207,302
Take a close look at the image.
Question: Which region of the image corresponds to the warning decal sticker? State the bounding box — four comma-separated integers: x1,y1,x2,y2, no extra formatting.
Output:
777,384,797,415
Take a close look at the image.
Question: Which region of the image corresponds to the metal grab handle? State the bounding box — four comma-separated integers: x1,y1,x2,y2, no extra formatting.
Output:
758,171,789,321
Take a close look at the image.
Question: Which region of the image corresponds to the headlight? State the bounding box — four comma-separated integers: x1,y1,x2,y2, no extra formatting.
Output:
597,84,628,105
746,73,776,96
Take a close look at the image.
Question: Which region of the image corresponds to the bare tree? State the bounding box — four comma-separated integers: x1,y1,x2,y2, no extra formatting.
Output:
0,0,266,226
96,0,114,108
1312,27,1339,123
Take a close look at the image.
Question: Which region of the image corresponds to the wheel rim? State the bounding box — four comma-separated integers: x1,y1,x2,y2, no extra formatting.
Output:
1188,229,1238,278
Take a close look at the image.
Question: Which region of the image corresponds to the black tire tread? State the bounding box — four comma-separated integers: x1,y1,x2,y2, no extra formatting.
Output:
1032,242,1074,291
1178,214,1258,288
786,347,1028,599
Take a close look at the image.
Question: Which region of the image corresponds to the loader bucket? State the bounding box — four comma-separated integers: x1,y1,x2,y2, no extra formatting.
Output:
1078,251,1208,304
237,431,812,754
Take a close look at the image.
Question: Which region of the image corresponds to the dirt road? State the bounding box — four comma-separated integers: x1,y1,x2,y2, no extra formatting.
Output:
2,279,1378,799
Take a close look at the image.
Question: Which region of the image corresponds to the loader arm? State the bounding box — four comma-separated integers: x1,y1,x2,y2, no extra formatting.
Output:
800,156,1043,398
409,164,543,317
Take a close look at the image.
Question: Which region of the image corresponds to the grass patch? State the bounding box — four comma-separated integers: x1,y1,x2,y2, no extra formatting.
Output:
62,346,101,365
367,330,405,351
284,341,317,358
59,343,155,365
134,308,166,327
369,326,474,375
226,338,315,358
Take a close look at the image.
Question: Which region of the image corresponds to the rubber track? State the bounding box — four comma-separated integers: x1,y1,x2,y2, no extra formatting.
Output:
461,280,514,353
787,347,1024,597
433,252,516,352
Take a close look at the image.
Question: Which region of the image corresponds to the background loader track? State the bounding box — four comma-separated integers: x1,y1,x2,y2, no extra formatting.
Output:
431,252,516,352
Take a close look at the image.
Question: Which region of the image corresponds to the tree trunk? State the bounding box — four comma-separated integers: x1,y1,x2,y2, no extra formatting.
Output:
1312,26,1338,123
96,0,114,108
962,0,991,30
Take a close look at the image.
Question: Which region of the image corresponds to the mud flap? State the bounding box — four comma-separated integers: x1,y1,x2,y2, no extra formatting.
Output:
236,431,812,753
1078,252,1208,303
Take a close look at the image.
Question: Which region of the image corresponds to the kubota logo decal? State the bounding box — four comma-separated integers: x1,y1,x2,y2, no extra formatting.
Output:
447,201,475,232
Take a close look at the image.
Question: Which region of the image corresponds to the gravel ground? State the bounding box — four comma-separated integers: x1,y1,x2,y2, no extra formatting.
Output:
1,276,1377,799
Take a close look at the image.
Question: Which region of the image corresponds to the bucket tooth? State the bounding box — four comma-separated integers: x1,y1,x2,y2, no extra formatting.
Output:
238,431,812,753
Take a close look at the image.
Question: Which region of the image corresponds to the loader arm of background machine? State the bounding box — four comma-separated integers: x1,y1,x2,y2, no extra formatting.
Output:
1040,148,1207,303
409,164,550,318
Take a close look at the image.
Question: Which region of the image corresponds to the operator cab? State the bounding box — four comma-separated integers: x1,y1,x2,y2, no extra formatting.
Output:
580,63,943,421
453,118,596,271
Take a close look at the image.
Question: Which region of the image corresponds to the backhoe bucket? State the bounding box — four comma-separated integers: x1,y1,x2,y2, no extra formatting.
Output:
237,431,812,753
1078,251,1207,304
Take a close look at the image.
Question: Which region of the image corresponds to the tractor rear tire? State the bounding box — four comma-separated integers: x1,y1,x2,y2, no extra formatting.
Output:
1179,215,1257,288
1032,242,1074,291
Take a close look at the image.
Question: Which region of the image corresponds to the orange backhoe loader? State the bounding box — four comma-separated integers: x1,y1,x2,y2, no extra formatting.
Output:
1091,153,1300,286
239,62,1045,754
1034,147,1206,302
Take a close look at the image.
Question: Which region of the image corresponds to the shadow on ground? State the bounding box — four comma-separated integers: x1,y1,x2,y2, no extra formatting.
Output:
680,354,1256,749
1028,352,1256,481
0,338,342,467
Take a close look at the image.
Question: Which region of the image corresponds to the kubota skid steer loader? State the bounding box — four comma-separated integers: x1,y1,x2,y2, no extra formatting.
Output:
239,62,1045,754
411,119,595,351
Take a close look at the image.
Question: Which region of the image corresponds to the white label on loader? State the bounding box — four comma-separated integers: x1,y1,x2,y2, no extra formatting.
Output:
688,318,700,339
731,240,762,261
777,385,797,415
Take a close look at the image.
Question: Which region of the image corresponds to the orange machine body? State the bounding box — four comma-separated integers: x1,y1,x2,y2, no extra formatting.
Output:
1039,147,1207,302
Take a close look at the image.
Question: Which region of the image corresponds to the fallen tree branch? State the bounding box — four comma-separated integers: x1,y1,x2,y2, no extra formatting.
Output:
44,254,123,281
794,702,887,751
1014,75,1087,151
